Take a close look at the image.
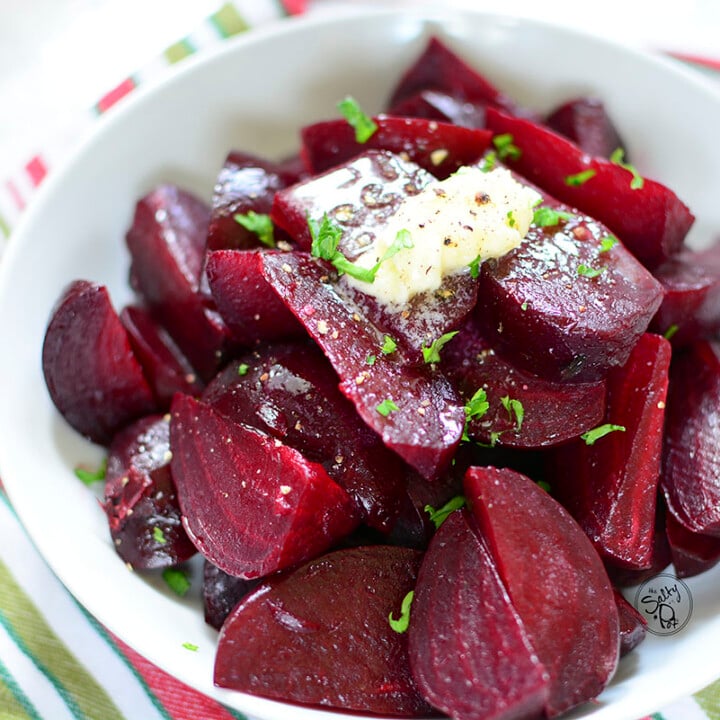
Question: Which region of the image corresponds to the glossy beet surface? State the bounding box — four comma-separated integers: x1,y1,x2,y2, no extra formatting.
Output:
465,466,619,717
548,334,671,569
387,89,486,128
665,510,720,579
104,414,195,569
170,394,358,578
409,510,549,720
202,343,408,531
260,252,464,479
215,545,432,716
662,340,720,536
42,280,157,445
614,591,647,657
485,107,694,269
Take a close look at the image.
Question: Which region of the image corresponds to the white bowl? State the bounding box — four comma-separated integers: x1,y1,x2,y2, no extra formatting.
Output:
1,7,719,720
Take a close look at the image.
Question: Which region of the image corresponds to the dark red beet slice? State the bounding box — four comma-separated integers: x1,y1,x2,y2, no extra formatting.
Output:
485,107,694,268
614,590,647,657
205,250,305,346
170,394,358,578
387,89,486,128
206,151,302,251
126,185,230,381
120,305,204,407
42,280,157,445
260,252,464,480
545,97,626,159
662,340,720,536
443,319,606,448
409,509,549,720
214,545,432,716
547,333,671,569
477,198,664,382
650,241,720,346
301,116,491,179
202,343,408,532
104,414,195,569
203,560,261,631
465,466,619,717
666,510,720,578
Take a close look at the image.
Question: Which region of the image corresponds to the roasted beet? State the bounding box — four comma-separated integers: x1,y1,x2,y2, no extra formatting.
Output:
465,466,619,717
206,151,302,251
547,334,671,569
388,89,486,128
202,343,408,531
104,414,196,569
614,590,647,657
662,340,720,536
665,510,720,578
42,280,157,445
443,319,606,448
170,394,359,579
203,561,260,631
205,250,305,346
485,107,694,269
260,252,464,479
214,545,432,716
125,185,230,380
409,510,549,720
301,116,491,179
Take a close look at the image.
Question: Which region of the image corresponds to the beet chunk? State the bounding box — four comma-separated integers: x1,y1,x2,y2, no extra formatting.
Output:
477,199,664,382
545,97,626,159
301,116,491,179
485,107,694,269
206,151,302,251
126,185,230,380
388,89,486,128
665,510,720,578
205,250,305,346
662,340,720,536
42,280,157,445
614,590,647,657
170,394,359,579
547,334,671,569
214,545,432,716
260,252,464,479
203,561,260,631
202,343,408,532
104,414,195,569
465,466,619,717
409,510,549,720
443,319,606,448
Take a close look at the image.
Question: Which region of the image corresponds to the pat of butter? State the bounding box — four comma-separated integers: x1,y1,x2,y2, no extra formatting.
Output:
343,166,541,306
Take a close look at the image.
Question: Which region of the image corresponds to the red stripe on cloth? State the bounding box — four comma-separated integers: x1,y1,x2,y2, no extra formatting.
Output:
5,180,25,211
25,155,48,188
281,0,307,14
667,50,720,72
96,77,137,114
112,634,239,720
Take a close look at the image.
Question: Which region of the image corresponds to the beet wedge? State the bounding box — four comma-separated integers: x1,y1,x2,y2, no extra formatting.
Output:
170,394,358,579
614,590,647,657
465,466,619,717
260,252,464,479
104,414,195,569
547,333,671,569
485,107,694,268
202,343,408,532
665,510,720,579
203,560,260,631
214,545,432,716
42,280,157,445
388,89,486,128
409,509,549,720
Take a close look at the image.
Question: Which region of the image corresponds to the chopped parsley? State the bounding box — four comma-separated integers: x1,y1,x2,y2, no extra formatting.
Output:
381,335,398,354
663,324,679,341
537,480,552,493
501,395,524,431
162,567,191,596
468,255,482,279
366,354,377,365
337,96,378,144
388,590,414,634
234,211,275,248
521,301,528,311
182,642,199,652
422,331,459,364
425,496,467,529
462,388,490,442
492,133,521,160
376,398,400,417
610,148,644,190
74,458,107,486
153,527,167,545
581,423,626,446
564,169,596,186
599,235,619,253
577,264,607,279
237,363,250,376
532,206,574,227
481,151,497,172
506,210,516,228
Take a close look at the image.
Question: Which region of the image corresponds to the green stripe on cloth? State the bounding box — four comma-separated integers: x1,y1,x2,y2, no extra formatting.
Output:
0,655,42,720
696,678,720,720
209,3,249,38
164,38,196,65
0,212,10,239
0,560,126,720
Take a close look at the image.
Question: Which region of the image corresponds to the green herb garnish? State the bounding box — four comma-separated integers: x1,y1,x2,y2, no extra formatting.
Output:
663,324,679,341
237,363,250,376
581,423,626,446
565,169,596,186
468,255,482,279
366,354,377,366
234,211,275,248
577,264,607,278
506,210,516,228
153,527,167,545
388,590,414,634
425,496,467,529
492,133,521,160
182,642,199,652
599,235,619,253
162,567,191,596
532,206,574,227
501,395,524,431
481,151,497,172
74,458,107,486
462,388,490,441
376,398,400,417
422,331,459,364
610,148,644,190
337,96,378,144
537,480,552,493
381,335,398,354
